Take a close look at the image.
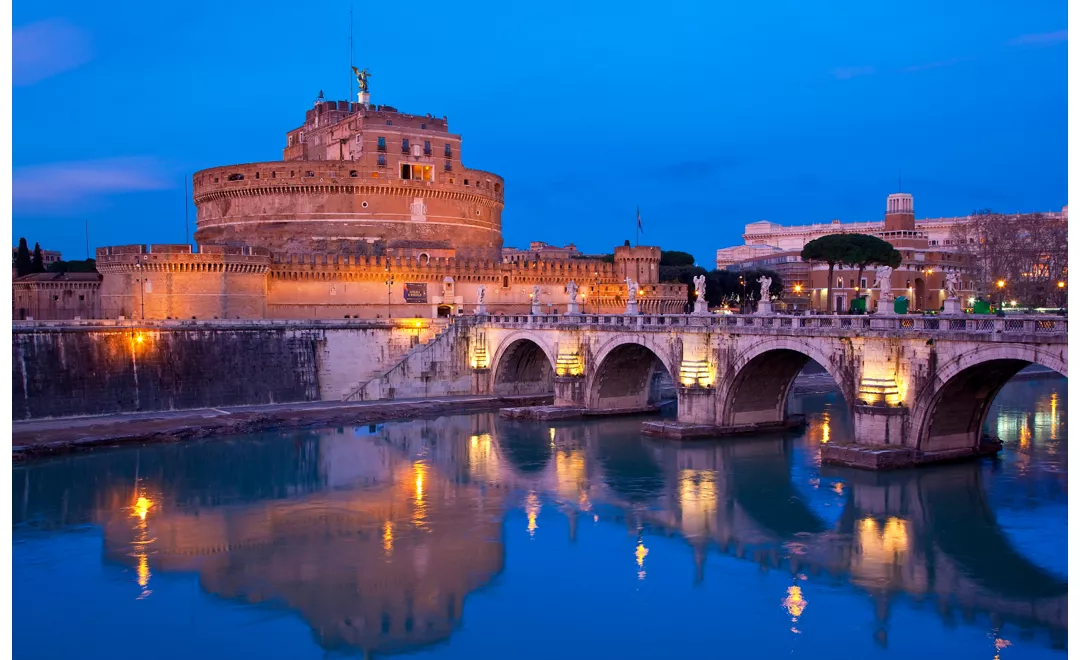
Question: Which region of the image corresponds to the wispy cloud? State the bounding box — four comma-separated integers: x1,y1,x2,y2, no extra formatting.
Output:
1007,30,1067,46
832,66,875,80
13,18,92,86
14,158,172,214
650,157,745,182
902,57,968,74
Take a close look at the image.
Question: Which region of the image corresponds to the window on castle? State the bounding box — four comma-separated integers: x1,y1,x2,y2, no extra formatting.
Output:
299,132,305,143
400,163,433,182
444,160,452,172
377,137,386,151
227,173,244,181
503,276,509,288
464,179,469,186
305,170,314,177
401,138,409,153
421,123,426,129
386,120,392,126
349,170,358,177
79,295,84,301
377,155,387,168
255,172,260,179
356,135,362,144
272,171,276,178
424,140,431,156
444,144,452,157
288,136,294,146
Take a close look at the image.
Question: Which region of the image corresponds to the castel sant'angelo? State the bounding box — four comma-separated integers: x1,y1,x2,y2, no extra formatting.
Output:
94,70,686,320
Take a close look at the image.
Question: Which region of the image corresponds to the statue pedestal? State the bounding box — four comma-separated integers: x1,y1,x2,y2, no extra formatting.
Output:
942,297,964,315
475,304,487,316
755,300,774,315
531,301,541,315
625,300,640,315
357,91,370,106
876,296,895,315
693,299,709,315
565,301,581,315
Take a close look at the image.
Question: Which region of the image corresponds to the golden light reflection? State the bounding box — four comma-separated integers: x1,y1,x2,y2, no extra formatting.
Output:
994,637,1012,660
832,482,844,496
132,496,153,521
525,492,540,537
783,585,806,620
1049,392,1059,440
382,521,394,555
677,469,717,537
808,412,832,445
635,539,649,580
137,553,151,589
413,461,426,503
549,427,556,448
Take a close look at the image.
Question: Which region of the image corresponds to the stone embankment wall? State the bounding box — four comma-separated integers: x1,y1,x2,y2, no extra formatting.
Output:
12,320,447,419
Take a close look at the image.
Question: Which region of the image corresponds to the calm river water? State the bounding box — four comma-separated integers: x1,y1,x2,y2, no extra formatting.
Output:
13,374,1067,659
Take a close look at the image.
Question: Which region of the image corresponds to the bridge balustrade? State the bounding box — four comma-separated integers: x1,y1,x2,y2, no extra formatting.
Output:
469,313,1066,337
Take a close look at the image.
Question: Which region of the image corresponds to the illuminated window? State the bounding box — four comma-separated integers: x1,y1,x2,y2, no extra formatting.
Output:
400,163,433,182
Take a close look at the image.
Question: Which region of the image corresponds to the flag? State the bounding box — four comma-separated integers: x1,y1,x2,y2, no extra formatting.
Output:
637,207,643,233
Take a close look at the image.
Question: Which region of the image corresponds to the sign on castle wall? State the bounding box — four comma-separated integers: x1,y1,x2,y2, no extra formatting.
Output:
404,283,428,303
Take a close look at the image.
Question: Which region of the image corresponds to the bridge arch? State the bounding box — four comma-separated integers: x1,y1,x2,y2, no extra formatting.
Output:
586,335,679,411
489,331,557,396
717,338,854,427
909,345,1067,453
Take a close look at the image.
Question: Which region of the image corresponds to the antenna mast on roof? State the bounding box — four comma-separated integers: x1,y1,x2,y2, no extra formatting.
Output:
349,2,354,103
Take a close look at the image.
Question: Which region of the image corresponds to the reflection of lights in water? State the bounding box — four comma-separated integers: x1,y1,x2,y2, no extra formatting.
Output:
635,539,649,580
555,449,587,501
782,585,806,633
411,461,428,528
413,461,426,502
467,433,500,481
1049,392,1059,440
832,482,844,495
678,470,717,537
382,521,394,555
808,412,832,445
130,494,155,598
993,637,1012,660
578,490,591,511
549,427,556,448
525,492,540,536
1018,415,1032,450
132,496,153,521
854,516,910,587
821,413,830,444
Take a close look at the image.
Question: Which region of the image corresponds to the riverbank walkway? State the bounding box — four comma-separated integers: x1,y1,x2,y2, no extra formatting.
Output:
12,394,552,460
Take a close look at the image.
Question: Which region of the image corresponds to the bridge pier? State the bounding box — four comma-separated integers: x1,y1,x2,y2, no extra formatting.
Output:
553,376,585,408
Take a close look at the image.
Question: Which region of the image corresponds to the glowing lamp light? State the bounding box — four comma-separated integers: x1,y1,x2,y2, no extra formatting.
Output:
471,345,489,370
555,352,584,377
678,359,713,388
1058,281,1066,289
996,279,1006,289
132,496,153,521
1010,300,1017,306
793,284,803,294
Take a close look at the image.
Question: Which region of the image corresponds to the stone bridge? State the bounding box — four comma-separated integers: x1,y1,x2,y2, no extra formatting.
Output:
465,313,1067,467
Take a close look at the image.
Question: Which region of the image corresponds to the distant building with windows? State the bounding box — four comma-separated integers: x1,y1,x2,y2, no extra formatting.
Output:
11,246,62,278
715,195,1066,312
501,242,584,264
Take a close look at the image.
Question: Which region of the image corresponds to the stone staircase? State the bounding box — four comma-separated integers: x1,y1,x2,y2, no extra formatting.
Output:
341,320,462,402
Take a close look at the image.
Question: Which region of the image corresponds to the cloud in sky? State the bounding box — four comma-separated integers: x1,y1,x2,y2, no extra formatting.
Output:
14,158,172,214
1007,30,1067,46
13,18,93,86
902,57,967,73
832,66,876,80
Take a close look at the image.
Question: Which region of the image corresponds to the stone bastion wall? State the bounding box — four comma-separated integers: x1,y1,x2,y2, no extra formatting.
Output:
12,319,447,419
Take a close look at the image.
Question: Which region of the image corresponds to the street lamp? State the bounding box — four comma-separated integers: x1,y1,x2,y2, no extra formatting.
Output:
739,275,746,313
593,271,601,314
384,263,395,319
996,278,1006,310
134,257,145,320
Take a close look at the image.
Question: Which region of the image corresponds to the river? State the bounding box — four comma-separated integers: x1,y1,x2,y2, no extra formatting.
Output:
12,373,1067,659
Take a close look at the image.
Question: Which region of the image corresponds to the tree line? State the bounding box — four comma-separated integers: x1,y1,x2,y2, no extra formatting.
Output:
658,250,783,311
14,237,96,277
800,234,901,312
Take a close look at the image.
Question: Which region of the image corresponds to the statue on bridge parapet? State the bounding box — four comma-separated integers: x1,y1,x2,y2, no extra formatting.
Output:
693,274,708,315
625,278,640,315
531,284,542,315
565,280,581,315
874,265,895,315
942,270,964,315
755,275,774,315
475,285,487,315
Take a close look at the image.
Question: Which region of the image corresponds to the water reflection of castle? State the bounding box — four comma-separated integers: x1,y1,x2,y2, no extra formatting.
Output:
18,404,1065,655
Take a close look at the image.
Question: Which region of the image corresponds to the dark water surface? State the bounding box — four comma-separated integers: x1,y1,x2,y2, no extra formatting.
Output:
13,376,1067,659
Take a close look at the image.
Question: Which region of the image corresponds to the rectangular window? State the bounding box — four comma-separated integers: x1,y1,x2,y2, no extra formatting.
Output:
836,277,843,288
444,160,452,172
444,144,452,157
377,154,387,167
401,163,433,182
860,278,867,289
356,135,362,143
298,132,305,143
377,137,386,151
424,140,431,156
402,138,409,153
288,135,294,146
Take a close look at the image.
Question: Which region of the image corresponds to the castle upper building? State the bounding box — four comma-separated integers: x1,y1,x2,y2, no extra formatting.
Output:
193,92,504,260
77,74,687,321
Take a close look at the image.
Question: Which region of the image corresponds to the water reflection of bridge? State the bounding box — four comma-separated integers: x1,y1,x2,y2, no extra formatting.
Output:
13,411,1066,655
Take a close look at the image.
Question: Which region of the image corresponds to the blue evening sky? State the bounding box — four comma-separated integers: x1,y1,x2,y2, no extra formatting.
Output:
12,0,1067,267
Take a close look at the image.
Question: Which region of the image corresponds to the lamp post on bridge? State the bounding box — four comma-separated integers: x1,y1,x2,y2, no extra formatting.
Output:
134,257,145,320
384,262,395,319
